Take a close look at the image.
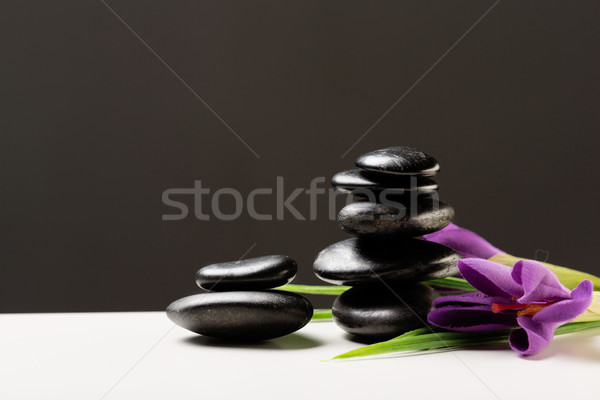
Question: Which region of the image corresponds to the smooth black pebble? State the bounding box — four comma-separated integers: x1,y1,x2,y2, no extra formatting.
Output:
331,169,438,195
196,255,297,291
313,237,461,286
333,284,435,341
355,146,439,176
337,197,454,238
166,291,313,340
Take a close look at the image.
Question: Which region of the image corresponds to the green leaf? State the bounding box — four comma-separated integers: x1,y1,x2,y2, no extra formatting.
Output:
332,329,510,360
423,277,475,291
276,284,350,295
332,321,600,360
277,278,474,295
312,309,333,320
555,320,600,334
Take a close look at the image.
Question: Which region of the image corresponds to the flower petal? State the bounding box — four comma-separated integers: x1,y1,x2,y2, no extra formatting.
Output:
423,223,504,259
433,291,497,307
428,305,519,331
509,315,558,355
458,258,524,298
512,260,571,303
532,279,594,324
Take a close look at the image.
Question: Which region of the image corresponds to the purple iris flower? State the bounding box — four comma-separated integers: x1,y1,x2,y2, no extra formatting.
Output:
423,223,503,259
428,258,593,355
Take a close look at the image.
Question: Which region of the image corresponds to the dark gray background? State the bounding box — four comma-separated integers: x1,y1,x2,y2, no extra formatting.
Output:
2,0,599,312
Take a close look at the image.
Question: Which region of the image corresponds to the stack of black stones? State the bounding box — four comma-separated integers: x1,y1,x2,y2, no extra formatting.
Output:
313,146,462,341
166,146,462,343
166,255,313,340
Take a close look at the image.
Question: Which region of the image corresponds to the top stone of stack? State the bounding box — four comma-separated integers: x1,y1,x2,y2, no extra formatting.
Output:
315,145,458,283
355,146,439,177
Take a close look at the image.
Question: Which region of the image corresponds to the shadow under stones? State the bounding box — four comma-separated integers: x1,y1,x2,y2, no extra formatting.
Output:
182,332,323,350
343,332,393,345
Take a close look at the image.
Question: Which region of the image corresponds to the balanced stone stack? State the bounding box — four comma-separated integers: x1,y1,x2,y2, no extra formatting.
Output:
167,255,313,340
313,146,462,341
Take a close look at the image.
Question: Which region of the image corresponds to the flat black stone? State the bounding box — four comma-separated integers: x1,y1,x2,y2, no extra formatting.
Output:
196,255,297,291
166,291,313,340
355,146,439,176
333,284,434,341
313,238,461,286
337,197,454,238
331,169,438,196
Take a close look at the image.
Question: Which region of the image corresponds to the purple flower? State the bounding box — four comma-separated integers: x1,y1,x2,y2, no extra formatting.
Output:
423,223,504,259
423,223,600,290
427,258,593,355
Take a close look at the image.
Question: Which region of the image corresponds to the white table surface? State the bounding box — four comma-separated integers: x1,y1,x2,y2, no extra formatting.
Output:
1,312,599,400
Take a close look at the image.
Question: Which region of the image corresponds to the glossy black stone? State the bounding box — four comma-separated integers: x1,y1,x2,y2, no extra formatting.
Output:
337,197,454,238
331,169,438,195
355,146,439,176
313,238,461,286
166,291,313,340
333,284,435,341
195,255,297,291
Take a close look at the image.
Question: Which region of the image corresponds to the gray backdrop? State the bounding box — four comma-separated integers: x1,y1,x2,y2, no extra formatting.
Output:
2,0,599,312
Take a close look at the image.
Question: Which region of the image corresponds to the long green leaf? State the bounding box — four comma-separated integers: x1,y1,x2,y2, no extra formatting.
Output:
277,278,473,295
555,320,600,334
276,284,350,295
312,309,333,320
423,277,475,291
332,321,600,360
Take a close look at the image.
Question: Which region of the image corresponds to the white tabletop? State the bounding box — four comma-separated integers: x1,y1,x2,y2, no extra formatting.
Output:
1,312,598,400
